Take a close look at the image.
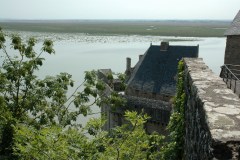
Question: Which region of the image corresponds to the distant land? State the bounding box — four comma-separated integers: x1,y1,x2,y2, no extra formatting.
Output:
0,20,231,37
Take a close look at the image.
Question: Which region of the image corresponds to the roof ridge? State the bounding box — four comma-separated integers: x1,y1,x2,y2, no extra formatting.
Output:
224,10,240,36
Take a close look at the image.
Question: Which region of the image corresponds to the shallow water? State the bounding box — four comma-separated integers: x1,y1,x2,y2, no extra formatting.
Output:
35,35,225,79
1,31,226,125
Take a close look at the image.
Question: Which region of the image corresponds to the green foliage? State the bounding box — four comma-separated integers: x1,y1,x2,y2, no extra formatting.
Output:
160,60,185,160
13,112,164,160
87,111,164,160
0,97,12,150
14,125,69,160
0,29,110,156
13,123,100,160
0,29,165,159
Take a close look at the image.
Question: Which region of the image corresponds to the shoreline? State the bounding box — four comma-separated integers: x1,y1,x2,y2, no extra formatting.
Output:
3,30,204,43
0,20,229,38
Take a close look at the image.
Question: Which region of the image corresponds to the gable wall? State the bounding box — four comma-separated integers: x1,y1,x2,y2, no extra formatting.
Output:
224,35,240,65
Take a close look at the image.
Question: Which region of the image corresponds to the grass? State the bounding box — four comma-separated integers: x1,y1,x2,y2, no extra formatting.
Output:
0,20,230,37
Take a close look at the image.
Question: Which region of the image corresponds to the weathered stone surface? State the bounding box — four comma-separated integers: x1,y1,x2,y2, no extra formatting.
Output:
224,35,240,65
184,58,240,159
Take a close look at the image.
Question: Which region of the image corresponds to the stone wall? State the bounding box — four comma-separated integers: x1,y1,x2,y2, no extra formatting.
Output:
183,58,240,159
126,87,172,101
102,95,171,134
224,35,240,65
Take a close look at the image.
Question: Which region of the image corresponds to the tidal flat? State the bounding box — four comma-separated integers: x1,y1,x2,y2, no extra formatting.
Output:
0,20,230,37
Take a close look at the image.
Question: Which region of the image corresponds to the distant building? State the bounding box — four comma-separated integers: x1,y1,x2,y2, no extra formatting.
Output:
100,42,199,134
224,10,240,65
98,69,112,83
220,10,240,97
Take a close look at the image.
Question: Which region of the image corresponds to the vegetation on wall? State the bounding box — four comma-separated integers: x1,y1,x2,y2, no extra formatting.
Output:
0,28,164,160
160,60,186,159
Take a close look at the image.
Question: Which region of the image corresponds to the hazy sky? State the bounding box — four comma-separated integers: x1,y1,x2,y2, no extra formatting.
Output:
0,0,239,20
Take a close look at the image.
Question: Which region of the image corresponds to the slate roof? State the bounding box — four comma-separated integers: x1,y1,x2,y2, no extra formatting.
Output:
225,10,240,36
126,44,199,96
98,69,112,75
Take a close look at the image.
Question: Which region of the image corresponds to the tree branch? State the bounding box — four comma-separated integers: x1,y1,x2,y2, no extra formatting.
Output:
116,121,138,160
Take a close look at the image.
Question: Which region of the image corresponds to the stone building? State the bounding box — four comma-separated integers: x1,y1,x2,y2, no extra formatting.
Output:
100,41,199,134
220,10,240,97
224,10,240,65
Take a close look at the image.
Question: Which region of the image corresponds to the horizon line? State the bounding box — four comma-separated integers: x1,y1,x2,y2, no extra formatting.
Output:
0,18,232,22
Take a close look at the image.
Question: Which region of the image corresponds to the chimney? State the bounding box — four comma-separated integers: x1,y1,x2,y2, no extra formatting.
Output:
139,55,143,60
126,57,131,71
160,41,169,51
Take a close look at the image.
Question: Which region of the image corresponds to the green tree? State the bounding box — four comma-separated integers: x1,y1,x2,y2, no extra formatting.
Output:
0,28,164,159
0,27,109,157
13,111,164,160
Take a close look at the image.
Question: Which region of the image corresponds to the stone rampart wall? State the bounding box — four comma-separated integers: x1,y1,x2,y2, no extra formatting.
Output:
184,58,240,159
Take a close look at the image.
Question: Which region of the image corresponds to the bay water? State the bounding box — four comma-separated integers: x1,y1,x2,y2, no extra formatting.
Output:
1,31,226,125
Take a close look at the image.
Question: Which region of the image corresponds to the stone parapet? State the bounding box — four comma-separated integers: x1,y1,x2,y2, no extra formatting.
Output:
183,58,240,159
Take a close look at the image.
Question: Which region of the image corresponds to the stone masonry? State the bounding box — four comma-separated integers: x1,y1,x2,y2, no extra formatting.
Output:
184,58,240,160
224,36,240,65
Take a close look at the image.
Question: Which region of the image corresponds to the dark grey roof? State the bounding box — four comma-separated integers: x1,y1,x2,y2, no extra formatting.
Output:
225,10,240,36
98,69,112,75
127,45,199,96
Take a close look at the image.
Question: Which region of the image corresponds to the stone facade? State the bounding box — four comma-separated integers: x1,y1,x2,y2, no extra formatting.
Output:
102,95,171,134
224,35,240,65
125,86,172,102
184,58,240,159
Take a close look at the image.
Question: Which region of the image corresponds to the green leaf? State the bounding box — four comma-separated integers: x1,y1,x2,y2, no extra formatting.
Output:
42,39,55,54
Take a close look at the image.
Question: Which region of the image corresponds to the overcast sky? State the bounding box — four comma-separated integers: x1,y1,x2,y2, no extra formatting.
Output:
0,0,239,20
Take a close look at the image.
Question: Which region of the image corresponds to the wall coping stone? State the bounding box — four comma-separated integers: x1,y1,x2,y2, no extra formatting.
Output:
184,58,240,143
